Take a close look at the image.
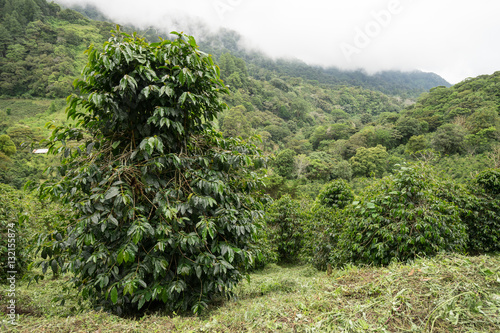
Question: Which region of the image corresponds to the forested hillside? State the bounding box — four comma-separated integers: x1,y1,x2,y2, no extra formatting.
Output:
0,0,497,196
188,25,451,98
1,1,499,331
69,4,451,98
203,37,451,98
0,0,496,230
0,0,115,187
0,0,113,98
1,0,449,100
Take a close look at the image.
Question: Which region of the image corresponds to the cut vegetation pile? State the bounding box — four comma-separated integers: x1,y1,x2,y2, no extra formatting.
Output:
2,253,499,332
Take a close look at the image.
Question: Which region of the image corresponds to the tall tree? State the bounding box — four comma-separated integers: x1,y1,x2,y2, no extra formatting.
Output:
431,123,466,155
0,134,16,156
274,148,296,178
350,145,389,177
221,105,250,138
34,29,266,315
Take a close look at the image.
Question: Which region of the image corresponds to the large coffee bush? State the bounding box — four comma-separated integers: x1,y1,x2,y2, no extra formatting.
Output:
333,165,467,266
33,30,265,315
438,168,500,253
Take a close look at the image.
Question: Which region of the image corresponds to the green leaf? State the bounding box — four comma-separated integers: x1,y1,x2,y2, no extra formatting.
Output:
178,68,185,85
105,187,120,200
142,86,151,98
101,276,109,289
138,279,147,288
108,215,119,226
160,85,173,97
208,225,216,240
117,250,124,265
110,287,118,304
138,295,146,309
50,259,58,275
179,92,188,105
195,266,202,279
86,142,95,154
126,75,138,91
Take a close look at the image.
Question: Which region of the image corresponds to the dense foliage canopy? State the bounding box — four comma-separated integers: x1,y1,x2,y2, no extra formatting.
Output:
0,0,112,97
333,165,468,266
33,29,266,315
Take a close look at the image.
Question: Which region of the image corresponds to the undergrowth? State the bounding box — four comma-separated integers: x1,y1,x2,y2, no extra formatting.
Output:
1,253,499,332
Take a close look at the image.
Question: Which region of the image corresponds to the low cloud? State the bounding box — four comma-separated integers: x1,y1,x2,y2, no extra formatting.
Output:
56,0,500,84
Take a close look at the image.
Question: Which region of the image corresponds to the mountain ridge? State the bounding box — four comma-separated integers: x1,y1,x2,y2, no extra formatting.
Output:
63,3,450,98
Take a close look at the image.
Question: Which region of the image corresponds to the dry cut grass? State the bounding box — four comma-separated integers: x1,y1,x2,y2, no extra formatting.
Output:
1,253,499,332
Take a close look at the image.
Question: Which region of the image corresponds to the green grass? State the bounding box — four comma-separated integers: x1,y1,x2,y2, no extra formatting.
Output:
1,253,499,332
0,98,67,138
0,99,53,122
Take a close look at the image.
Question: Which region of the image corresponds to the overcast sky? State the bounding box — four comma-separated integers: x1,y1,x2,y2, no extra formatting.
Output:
56,0,500,84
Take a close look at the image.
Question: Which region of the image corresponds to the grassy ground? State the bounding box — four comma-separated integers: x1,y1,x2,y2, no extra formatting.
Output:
1,253,499,332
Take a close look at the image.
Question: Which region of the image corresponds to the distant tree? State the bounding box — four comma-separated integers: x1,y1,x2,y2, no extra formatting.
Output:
360,113,373,124
22,0,43,22
373,126,401,149
305,151,335,181
378,112,400,124
395,116,426,143
331,109,350,122
294,154,310,179
57,8,88,23
226,72,242,89
3,13,24,38
0,135,16,156
310,126,330,150
333,139,358,160
0,25,12,57
348,125,400,149
6,126,38,147
405,135,428,155
47,100,59,114
264,124,291,142
278,105,292,120
330,123,354,141
350,145,389,177
431,123,466,155
233,57,248,77
290,98,308,120
466,106,500,134
0,135,16,171
0,110,8,132
264,195,304,263
464,127,497,155
331,160,353,181
5,43,27,61
487,145,500,169
257,130,272,151
270,78,289,92
221,105,251,138
218,53,247,90
274,148,296,178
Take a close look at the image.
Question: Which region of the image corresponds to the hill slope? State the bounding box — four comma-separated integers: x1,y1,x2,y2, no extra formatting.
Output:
0,0,113,98
0,0,496,193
